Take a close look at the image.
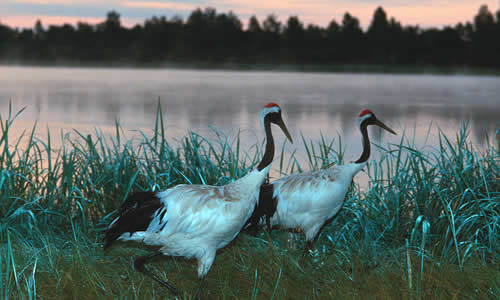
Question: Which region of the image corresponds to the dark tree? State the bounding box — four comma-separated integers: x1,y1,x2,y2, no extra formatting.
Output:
74,22,98,61
263,14,281,34
95,11,130,60
367,7,390,62
368,7,389,35
283,16,305,62
262,14,282,58
472,5,498,65
248,16,262,33
304,24,326,62
340,13,365,61
325,19,341,62
0,22,16,57
421,26,464,65
43,24,76,60
246,16,263,60
34,20,44,37
0,6,498,69
214,11,244,59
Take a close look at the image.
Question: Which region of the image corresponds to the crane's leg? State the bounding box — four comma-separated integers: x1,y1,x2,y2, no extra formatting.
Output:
194,277,206,299
134,252,178,295
193,251,215,298
265,216,272,232
301,222,324,257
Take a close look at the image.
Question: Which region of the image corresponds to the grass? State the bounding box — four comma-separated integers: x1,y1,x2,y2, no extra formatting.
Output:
1,103,499,299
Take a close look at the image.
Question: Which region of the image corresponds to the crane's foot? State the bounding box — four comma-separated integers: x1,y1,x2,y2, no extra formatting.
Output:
301,241,317,258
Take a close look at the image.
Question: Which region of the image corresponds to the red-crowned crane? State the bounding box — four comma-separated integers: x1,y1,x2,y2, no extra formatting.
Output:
245,109,396,253
104,103,293,295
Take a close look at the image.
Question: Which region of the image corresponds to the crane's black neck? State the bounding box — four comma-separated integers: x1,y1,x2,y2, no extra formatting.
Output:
257,117,275,171
355,120,371,164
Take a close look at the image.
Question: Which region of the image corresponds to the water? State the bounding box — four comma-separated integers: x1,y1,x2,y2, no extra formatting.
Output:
1,66,499,173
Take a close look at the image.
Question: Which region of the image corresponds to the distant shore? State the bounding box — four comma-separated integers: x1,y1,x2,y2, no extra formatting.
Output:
1,61,499,76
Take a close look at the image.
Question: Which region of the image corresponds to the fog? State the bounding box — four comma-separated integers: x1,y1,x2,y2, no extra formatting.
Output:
1,66,498,167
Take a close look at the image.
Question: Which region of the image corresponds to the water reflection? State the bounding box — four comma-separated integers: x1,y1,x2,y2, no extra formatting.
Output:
1,66,498,161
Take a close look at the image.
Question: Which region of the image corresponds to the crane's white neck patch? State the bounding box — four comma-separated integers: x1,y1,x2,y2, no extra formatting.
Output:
260,106,280,130
357,113,372,130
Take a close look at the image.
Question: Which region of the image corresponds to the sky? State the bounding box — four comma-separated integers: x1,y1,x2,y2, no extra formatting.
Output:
1,0,499,30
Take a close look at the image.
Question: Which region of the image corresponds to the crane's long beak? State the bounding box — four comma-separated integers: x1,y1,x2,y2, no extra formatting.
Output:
375,119,397,135
277,118,293,143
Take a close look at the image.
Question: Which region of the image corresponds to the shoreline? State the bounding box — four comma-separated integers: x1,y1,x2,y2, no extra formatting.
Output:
1,61,499,76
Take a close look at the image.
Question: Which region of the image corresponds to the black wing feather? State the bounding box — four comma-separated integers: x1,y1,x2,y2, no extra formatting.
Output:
104,191,163,249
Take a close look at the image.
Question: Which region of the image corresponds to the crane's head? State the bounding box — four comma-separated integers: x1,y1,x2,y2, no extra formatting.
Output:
261,102,293,143
358,109,397,135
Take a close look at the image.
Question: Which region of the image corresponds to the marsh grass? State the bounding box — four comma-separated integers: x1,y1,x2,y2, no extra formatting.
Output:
1,104,499,299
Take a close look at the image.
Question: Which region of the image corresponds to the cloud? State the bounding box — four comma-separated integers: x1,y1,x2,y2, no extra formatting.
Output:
14,0,69,4
12,0,134,3
1,15,106,27
12,0,117,4
123,1,196,11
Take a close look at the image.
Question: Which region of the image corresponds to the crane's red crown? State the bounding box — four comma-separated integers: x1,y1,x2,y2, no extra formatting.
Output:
264,102,280,108
359,109,374,117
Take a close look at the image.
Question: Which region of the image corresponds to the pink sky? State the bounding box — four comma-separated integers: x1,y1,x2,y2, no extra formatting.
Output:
1,0,499,29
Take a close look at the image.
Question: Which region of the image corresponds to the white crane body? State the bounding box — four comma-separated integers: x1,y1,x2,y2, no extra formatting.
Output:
269,163,366,240
113,167,269,277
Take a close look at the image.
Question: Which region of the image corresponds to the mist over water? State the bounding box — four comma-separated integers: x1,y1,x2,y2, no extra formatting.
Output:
1,65,499,173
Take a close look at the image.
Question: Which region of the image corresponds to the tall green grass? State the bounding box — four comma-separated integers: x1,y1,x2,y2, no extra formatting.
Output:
1,104,498,299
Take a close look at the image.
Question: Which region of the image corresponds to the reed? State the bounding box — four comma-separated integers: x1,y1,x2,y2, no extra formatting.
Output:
1,105,498,299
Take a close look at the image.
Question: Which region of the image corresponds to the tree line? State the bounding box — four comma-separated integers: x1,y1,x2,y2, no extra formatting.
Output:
0,5,499,68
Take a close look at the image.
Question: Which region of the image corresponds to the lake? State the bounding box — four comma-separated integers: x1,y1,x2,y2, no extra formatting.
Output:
1,65,499,174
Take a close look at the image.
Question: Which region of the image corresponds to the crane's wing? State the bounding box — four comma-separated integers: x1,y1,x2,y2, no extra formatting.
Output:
104,191,163,249
272,169,346,217
153,185,251,239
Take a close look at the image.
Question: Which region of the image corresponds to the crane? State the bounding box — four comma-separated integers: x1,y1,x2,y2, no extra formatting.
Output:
246,109,396,254
104,102,293,294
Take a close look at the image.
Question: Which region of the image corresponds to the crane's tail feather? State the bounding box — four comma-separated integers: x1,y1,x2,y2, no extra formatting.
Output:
104,191,163,250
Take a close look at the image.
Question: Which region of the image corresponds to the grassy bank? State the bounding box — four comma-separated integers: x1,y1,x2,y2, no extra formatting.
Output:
1,105,499,299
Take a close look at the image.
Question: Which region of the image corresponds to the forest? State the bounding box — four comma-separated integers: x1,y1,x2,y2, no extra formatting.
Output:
0,5,499,68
